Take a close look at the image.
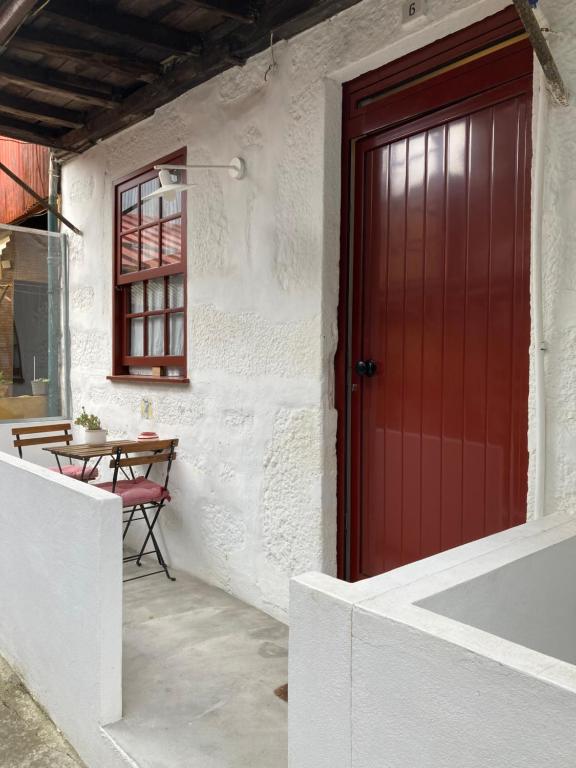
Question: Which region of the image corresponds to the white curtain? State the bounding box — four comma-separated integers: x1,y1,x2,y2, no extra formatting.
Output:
130,318,144,356
170,313,184,356
147,278,164,310
168,274,184,308
148,315,164,356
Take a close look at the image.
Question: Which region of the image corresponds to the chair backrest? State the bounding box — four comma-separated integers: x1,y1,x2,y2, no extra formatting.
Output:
109,439,178,490
12,422,73,459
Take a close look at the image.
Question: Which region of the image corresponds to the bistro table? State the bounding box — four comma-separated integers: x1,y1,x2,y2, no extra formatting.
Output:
43,439,134,481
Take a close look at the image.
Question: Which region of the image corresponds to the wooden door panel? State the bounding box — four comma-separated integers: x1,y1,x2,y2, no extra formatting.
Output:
352,90,531,580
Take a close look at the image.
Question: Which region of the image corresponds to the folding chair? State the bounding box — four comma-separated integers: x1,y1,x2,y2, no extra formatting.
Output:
95,439,178,582
12,422,99,481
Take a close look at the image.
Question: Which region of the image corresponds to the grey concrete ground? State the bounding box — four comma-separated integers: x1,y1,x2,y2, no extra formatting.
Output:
106,560,288,768
0,655,85,768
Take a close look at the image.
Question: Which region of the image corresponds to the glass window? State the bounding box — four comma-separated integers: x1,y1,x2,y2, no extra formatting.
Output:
147,315,164,356
162,218,181,265
147,278,164,311
130,282,144,313
168,274,184,308
141,225,160,270
141,179,160,224
114,153,187,379
121,231,139,273
0,227,69,421
130,318,144,357
169,313,185,356
121,187,138,231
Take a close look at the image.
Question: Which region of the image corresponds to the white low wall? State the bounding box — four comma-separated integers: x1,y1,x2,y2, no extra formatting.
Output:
290,513,576,768
0,451,129,768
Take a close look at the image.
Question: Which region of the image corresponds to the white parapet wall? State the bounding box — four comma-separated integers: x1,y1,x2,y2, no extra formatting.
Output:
289,513,576,768
0,451,130,768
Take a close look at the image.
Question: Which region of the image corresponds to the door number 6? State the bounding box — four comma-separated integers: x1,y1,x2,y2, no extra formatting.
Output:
402,0,427,23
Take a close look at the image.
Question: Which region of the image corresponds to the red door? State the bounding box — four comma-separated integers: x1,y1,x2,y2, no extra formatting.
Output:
341,11,533,580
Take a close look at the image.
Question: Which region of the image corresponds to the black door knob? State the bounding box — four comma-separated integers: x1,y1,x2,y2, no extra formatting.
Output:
355,359,377,377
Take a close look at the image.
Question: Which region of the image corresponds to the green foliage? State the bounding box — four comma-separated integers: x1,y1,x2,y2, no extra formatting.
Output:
74,407,102,431
0,370,4,384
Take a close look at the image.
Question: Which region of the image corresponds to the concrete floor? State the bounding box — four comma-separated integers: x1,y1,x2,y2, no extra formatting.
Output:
106,561,289,768
0,655,85,768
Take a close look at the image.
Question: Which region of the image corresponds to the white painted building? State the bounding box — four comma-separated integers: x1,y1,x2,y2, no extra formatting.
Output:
1,0,576,765
57,0,576,621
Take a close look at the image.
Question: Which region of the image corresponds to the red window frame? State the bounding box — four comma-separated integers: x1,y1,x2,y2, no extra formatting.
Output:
110,149,188,383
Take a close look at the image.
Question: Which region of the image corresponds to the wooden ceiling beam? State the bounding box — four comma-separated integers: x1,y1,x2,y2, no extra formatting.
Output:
56,0,369,152
226,0,365,58
179,0,256,24
0,93,83,128
45,0,202,55
31,0,371,154
60,47,233,152
11,28,163,82
0,0,39,47
0,114,65,148
0,59,121,108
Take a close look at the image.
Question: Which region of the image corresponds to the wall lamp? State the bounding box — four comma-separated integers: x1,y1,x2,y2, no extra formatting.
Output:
143,157,247,202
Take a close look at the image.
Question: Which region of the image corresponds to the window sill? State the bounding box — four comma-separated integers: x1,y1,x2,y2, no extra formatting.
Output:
107,375,190,385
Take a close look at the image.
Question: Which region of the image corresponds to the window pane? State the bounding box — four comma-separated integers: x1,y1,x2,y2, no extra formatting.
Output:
0,229,68,419
130,282,144,313
121,187,138,230
161,171,183,217
121,231,139,273
141,178,160,224
168,274,184,308
147,278,164,311
162,218,181,265
130,318,144,356
169,313,184,356
141,225,160,270
147,315,164,356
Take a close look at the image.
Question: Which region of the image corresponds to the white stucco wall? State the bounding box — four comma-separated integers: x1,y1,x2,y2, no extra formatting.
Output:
420,534,576,664
0,452,127,768
60,0,576,619
535,0,576,517
290,512,576,768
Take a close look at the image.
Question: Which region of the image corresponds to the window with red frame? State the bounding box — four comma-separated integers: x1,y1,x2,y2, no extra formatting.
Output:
111,151,187,381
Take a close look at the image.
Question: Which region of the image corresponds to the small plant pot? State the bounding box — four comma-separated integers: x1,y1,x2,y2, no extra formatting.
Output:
83,428,107,446
31,380,48,396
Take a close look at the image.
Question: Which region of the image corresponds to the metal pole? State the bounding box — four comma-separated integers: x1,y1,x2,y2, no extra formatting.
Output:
47,152,61,416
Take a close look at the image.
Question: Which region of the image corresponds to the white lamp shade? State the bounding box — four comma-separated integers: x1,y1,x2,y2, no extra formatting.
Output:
141,169,193,202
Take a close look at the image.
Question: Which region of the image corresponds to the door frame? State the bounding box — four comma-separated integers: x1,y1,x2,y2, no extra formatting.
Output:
336,6,528,581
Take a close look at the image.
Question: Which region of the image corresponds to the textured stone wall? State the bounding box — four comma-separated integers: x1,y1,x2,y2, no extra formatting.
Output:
61,0,575,619
535,0,576,518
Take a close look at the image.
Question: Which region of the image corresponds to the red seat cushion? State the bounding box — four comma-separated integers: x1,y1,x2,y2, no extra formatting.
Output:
50,464,99,481
95,477,171,506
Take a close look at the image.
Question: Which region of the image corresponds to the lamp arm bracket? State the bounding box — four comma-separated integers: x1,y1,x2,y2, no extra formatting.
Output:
155,156,246,180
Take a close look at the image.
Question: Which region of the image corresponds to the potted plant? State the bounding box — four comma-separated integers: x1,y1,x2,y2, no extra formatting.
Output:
31,357,48,396
0,370,10,398
74,407,107,445
31,377,49,396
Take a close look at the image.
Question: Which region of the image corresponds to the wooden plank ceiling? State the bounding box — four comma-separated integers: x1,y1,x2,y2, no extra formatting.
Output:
0,0,365,157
